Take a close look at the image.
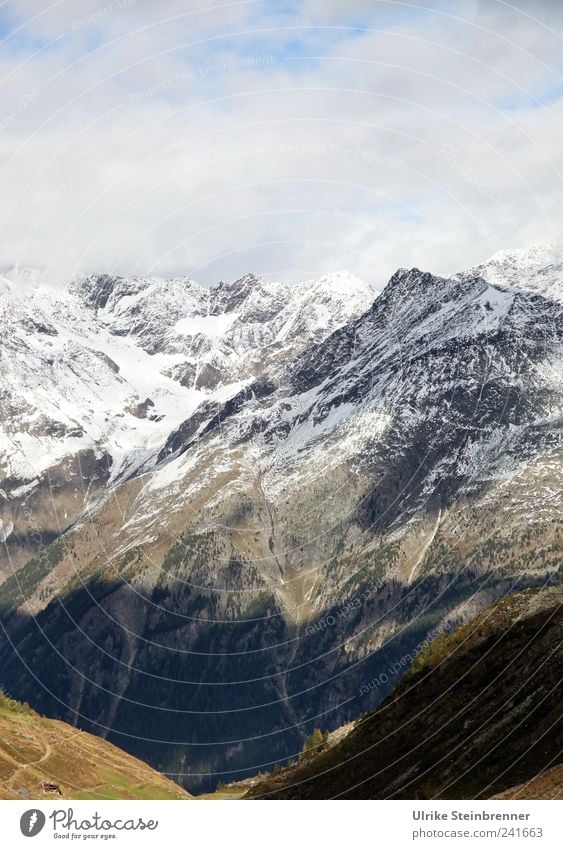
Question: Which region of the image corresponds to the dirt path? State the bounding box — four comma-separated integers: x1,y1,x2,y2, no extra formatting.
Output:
6,729,82,791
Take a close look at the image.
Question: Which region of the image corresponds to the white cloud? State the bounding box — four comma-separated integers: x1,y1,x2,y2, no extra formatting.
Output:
0,0,562,286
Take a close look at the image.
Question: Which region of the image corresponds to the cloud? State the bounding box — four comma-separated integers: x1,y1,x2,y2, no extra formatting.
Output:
0,0,562,286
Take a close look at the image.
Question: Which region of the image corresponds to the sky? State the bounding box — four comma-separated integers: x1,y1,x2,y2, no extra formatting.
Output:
0,0,562,287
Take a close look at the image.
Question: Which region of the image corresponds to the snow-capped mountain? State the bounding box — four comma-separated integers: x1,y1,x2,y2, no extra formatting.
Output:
72,269,374,387
0,266,373,575
128,261,562,589
0,265,373,487
458,243,563,304
0,247,561,792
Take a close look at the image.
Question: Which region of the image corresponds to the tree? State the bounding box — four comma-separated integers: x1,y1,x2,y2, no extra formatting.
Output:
302,728,326,756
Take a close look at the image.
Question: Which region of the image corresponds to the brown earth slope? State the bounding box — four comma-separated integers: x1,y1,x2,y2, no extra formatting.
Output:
492,764,563,799
0,693,191,800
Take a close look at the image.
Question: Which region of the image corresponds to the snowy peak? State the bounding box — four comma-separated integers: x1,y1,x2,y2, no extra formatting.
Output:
295,271,374,321
458,243,563,304
68,268,374,390
285,258,561,434
209,273,288,324
378,265,499,305
209,272,271,312
299,270,373,298
369,266,504,344
379,266,453,303
71,273,121,310
72,273,209,358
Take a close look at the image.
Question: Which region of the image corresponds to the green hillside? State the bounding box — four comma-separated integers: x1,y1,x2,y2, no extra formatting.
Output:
0,692,191,800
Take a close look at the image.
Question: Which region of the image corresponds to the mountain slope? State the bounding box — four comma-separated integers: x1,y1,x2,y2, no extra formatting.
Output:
0,691,191,800
0,266,373,579
492,765,563,800
0,250,561,792
247,583,563,799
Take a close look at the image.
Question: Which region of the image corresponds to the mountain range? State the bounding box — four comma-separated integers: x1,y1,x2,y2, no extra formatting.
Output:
0,244,561,792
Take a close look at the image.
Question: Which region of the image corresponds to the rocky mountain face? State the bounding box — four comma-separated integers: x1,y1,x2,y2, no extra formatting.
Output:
0,265,372,577
0,246,561,793
248,583,563,799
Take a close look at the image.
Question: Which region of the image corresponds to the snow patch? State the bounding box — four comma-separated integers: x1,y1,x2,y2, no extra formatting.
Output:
175,312,238,338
